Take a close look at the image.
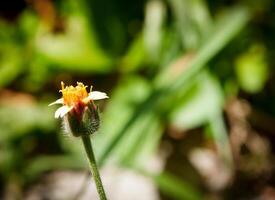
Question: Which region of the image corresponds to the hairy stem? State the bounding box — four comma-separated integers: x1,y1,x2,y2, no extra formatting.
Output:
81,136,107,200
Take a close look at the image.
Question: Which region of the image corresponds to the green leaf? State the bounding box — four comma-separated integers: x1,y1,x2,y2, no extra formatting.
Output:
94,76,160,167
170,71,223,130
120,34,147,72
23,155,86,181
0,103,55,142
155,6,250,91
0,48,23,88
169,0,212,50
96,6,250,167
207,113,233,167
35,15,112,73
153,171,202,200
235,44,268,93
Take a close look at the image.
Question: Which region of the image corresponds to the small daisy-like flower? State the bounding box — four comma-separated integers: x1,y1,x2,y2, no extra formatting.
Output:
49,82,108,118
49,82,108,198
49,82,108,136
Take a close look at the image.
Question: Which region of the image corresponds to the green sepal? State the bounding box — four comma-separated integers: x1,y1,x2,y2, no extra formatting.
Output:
64,102,100,137
83,103,100,135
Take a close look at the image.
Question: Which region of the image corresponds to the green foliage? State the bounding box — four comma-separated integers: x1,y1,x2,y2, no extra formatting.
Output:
154,172,202,200
169,71,223,130
94,76,163,168
1,0,274,199
235,44,268,93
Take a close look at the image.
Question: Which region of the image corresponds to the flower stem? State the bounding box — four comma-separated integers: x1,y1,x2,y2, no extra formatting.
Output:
81,136,107,200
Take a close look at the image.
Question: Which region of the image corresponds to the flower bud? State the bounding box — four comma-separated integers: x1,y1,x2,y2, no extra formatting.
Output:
64,102,100,137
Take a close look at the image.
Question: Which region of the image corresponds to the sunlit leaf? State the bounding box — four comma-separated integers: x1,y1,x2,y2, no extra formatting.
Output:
35,15,112,73
169,71,223,130
235,44,268,93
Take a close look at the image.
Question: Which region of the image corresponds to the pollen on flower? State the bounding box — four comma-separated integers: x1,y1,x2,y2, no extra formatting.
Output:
60,82,89,107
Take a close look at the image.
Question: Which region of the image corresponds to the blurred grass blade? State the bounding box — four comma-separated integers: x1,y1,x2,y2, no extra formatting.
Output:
170,6,249,91
132,167,202,200
153,171,202,200
208,113,233,168
0,104,55,142
23,155,86,182
169,0,212,50
156,6,249,91
191,0,213,39
93,76,154,166
169,0,201,49
120,34,147,72
144,0,166,62
97,6,250,166
120,114,163,167
169,71,223,130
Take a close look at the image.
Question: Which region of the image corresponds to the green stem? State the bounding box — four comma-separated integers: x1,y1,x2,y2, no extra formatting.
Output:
81,136,107,200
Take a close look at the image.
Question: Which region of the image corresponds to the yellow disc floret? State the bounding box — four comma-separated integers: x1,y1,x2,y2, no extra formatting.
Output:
60,82,88,107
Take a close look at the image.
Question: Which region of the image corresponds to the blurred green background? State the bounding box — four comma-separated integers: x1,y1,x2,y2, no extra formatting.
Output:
1,0,275,199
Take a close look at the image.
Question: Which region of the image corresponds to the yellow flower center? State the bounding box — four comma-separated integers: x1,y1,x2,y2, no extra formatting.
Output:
60,82,88,107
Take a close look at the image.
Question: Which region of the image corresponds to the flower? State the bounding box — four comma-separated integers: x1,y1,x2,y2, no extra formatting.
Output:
49,82,108,119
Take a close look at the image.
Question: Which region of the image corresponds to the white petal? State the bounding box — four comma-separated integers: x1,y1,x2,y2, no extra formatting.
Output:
88,91,109,100
49,98,64,106
54,106,72,118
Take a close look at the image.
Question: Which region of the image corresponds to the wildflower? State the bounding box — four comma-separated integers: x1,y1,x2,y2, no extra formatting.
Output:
49,82,109,199
49,82,108,118
49,81,108,136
